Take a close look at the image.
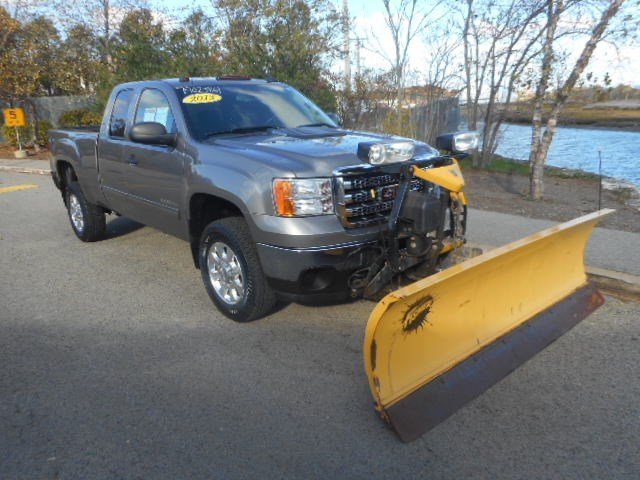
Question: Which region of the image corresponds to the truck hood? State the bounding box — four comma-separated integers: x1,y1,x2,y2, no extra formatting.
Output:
207,127,440,176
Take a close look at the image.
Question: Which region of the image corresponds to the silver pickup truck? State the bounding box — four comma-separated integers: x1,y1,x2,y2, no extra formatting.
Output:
50,77,476,321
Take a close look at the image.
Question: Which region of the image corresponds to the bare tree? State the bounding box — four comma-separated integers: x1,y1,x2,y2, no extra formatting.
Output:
414,19,464,143
52,0,147,69
529,0,626,200
458,0,548,167
462,0,477,129
372,0,442,132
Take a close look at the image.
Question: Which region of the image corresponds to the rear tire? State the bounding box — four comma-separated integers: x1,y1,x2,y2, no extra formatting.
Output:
199,217,276,322
65,182,106,242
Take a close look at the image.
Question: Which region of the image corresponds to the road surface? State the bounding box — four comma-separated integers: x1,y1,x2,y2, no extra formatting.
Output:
1,172,638,479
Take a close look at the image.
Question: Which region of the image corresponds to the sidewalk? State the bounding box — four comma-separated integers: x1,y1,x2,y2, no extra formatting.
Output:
467,208,640,277
0,158,50,175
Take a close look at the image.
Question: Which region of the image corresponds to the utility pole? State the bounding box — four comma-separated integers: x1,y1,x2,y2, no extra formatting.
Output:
354,37,362,78
343,0,351,91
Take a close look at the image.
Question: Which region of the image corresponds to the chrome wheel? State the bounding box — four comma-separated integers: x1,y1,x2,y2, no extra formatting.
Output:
207,241,245,305
69,193,84,233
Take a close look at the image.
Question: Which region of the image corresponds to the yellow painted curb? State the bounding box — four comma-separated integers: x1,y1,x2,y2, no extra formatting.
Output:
0,184,39,195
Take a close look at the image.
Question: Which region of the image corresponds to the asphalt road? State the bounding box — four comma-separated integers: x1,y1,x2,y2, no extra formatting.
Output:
1,172,639,479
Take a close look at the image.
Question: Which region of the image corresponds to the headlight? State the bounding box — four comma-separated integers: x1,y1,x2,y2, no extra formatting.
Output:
453,132,479,152
273,178,334,217
436,131,479,153
358,141,415,165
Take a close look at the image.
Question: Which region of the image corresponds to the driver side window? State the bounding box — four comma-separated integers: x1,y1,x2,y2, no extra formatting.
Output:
134,89,176,134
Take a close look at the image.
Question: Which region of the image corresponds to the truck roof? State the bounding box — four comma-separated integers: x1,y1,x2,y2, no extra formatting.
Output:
116,77,271,89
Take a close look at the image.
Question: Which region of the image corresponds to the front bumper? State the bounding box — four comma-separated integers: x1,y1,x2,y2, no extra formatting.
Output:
256,241,377,301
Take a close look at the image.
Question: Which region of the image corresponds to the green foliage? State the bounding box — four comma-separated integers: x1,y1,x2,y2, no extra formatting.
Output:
382,109,414,138
56,24,101,95
58,109,102,127
1,2,343,134
459,155,531,176
458,154,600,181
36,120,52,147
0,119,50,148
166,9,221,77
2,124,33,148
215,0,340,110
112,9,168,83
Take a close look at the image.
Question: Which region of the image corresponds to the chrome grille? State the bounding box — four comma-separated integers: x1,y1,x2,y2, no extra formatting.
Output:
336,172,428,228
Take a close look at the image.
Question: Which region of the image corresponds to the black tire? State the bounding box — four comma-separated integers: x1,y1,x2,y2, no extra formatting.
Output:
199,217,276,322
65,182,106,242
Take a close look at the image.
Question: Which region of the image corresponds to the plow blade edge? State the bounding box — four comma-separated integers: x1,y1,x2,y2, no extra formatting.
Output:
364,209,613,442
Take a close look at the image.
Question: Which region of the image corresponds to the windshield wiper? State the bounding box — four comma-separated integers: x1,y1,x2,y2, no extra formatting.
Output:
204,125,280,138
295,122,337,128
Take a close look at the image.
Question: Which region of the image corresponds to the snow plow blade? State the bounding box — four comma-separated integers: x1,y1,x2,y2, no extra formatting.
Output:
364,209,613,442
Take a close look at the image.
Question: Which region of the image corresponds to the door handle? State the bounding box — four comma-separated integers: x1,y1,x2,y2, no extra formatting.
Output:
128,154,138,166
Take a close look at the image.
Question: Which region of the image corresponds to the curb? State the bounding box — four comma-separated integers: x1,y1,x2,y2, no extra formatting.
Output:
467,243,640,303
586,266,640,302
0,165,51,176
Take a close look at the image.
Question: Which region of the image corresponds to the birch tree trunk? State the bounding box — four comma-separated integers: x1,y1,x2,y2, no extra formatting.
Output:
529,0,625,200
463,0,475,129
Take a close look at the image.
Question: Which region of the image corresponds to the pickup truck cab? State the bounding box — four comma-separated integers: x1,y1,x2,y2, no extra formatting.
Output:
50,77,472,321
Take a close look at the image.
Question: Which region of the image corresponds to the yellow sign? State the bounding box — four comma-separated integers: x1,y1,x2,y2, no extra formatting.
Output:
182,93,222,104
3,108,26,127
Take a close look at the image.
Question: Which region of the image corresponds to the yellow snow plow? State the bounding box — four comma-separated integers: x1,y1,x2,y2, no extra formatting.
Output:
363,208,613,442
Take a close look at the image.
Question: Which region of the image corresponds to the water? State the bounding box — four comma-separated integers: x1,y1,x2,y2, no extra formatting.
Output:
492,123,640,186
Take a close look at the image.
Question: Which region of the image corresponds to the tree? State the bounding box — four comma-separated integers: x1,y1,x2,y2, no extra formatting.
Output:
336,69,382,128
112,9,168,81
458,0,548,167
166,9,222,77
214,0,341,110
528,0,626,200
0,12,66,149
56,24,102,94
0,6,21,104
375,0,442,131
21,16,62,96
52,0,147,69
0,12,60,103
416,18,464,144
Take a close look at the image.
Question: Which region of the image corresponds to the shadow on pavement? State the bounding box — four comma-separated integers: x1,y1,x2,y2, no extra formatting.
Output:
105,216,144,239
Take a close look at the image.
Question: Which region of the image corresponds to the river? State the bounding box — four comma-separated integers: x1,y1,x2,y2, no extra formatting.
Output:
492,123,640,186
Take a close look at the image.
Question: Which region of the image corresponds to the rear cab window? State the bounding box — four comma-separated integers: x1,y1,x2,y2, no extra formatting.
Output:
109,89,134,138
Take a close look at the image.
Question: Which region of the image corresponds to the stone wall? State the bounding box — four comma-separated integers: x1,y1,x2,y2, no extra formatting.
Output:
30,95,95,126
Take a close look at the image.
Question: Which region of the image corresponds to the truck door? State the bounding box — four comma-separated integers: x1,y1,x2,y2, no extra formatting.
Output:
98,88,136,215
122,88,185,237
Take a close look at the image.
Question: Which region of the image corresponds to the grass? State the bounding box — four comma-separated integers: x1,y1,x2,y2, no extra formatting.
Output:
613,187,635,203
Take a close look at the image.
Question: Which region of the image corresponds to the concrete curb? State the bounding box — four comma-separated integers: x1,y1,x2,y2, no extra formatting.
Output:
586,266,640,302
0,165,51,176
467,243,640,303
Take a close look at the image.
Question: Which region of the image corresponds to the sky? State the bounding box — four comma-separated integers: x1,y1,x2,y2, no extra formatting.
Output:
156,0,639,89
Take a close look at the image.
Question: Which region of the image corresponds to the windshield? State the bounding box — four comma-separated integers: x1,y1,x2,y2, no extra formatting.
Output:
174,82,336,141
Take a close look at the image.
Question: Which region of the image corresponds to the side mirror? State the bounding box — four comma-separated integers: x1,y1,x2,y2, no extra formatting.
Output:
130,122,177,147
327,112,342,127
436,131,479,154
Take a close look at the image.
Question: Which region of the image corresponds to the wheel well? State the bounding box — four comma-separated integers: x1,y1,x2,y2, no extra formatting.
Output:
56,160,77,192
189,193,243,268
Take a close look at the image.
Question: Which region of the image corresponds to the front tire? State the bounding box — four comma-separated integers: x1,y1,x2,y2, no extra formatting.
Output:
199,217,276,322
65,182,106,242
